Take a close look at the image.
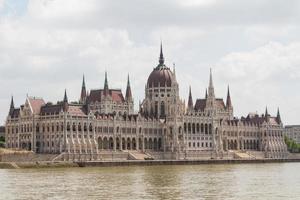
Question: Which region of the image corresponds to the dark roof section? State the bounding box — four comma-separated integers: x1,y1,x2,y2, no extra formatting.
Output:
194,99,206,111
88,89,125,103
147,68,174,88
40,104,64,115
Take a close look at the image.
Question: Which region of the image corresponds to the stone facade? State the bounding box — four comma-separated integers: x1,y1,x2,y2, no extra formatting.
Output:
284,125,300,144
5,45,288,159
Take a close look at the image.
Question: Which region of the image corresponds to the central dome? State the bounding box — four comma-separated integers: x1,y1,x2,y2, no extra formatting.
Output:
147,44,175,88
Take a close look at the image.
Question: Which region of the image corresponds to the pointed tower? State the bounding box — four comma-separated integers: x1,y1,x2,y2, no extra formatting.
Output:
103,71,109,96
226,85,232,109
205,88,208,99
276,107,282,124
208,68,215,98
226,85,233,119
125,74,133,102
205,69,215,113
9,96,14,116
63,89,68,112
159,41,165,66
80,74,87,104
188,86,194,112
265,106,269,122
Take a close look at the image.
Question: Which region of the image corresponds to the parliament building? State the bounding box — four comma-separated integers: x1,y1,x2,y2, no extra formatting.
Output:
5,45,288,160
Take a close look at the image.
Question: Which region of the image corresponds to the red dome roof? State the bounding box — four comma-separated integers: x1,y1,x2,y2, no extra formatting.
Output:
147,43,174,88
147,67,174,88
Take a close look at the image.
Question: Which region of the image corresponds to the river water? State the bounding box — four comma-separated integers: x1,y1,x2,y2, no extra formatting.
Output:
0,163,299,200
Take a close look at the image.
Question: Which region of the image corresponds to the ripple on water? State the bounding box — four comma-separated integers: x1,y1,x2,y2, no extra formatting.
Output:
0,163,299,200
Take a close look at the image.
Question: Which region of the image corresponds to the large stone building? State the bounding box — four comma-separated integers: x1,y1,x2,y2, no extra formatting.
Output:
5,45,288,160
284,125,300,144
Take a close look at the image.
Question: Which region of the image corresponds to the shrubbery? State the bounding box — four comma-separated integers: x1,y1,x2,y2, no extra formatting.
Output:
284,136,300,153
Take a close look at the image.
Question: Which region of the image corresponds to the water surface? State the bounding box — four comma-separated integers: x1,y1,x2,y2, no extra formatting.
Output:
0,163,299,200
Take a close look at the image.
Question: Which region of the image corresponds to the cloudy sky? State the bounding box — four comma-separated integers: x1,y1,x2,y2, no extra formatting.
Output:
0,0,300,125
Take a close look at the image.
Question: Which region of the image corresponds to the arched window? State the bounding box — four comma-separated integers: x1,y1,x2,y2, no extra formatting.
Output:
160,101,165,117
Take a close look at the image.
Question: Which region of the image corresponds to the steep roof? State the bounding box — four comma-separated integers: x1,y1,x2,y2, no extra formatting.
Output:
27,97,45,114
194,99,206,111
88,89,125,103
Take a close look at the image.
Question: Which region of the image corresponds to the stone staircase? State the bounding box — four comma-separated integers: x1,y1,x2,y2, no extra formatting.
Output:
231,150,266,159
128,151,153,160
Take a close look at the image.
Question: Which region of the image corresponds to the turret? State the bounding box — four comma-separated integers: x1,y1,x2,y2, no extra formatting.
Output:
188,86,193,112
125,74,133,102
80,74,87,104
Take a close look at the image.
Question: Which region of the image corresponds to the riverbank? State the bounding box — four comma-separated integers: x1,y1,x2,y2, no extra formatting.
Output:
1,158,300,169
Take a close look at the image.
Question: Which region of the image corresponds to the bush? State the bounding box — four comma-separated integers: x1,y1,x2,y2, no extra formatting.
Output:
0,136,5,142
284,136,300,153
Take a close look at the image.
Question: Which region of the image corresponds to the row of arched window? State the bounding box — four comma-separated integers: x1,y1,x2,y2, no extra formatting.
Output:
184,123,212,134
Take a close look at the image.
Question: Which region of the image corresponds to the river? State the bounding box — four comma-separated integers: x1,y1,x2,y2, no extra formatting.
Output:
0,163,299,200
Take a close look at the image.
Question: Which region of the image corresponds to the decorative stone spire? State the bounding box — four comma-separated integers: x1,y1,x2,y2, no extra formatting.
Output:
63,89,68,103
63,89,68,112
104,71,109,96
9,96,14,116
226,85,232,109
205,88,208,99
188,86,193,111
80,74,87,103
125,74,133,102
159,41,164,65
276,107,282,124
208,68,215,98
265,106,269,121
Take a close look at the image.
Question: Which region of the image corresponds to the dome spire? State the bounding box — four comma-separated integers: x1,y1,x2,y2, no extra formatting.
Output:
159,41,165,65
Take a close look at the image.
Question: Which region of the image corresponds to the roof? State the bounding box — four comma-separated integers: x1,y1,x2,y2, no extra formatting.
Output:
40,104,63,115
147,68,174,88
215,98,226,110
194,99,206,111
27,97,45,114
88,89,125,103
10,108,20,118
68,105,87,116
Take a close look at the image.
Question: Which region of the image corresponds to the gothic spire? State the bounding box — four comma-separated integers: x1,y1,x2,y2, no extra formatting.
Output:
208,68,215,97
80,74,87,103
104,71,109,96
276,107,282,124
205,88,208,99
265,106,269,121
63,89,68,112
188,86,193,111
226,85,232,109
63,89,68,103
9,96,14,116
125,74,133,102
159,41,165,65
